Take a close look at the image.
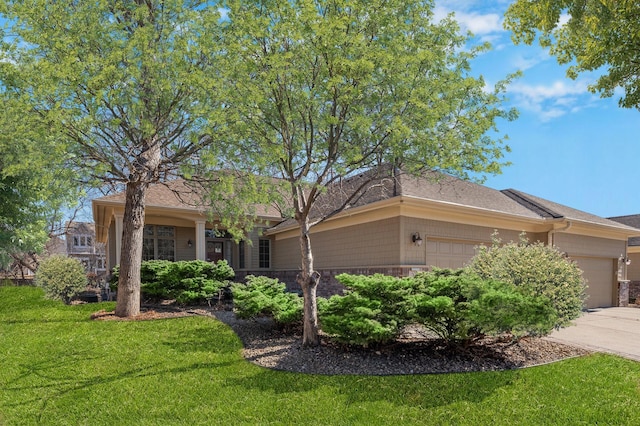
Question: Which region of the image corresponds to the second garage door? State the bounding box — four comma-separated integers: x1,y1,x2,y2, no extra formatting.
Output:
573,256,615,309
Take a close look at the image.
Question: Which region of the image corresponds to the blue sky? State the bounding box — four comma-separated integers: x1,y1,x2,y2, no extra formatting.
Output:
437,0,640,218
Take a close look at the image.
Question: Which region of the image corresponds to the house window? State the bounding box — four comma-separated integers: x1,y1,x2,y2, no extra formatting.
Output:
96,258,106,270
239,240,246,269
258,239,270,268
143,225,175,261
73,235,92,247
80,258,90,271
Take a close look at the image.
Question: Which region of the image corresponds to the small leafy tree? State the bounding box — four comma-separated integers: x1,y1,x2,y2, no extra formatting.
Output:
217,0,518,346
467,232,587,328
231,276,303,326
35,255,87,304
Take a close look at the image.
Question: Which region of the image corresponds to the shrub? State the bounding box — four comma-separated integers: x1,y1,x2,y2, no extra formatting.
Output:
35,255,87,304
319,269,557,347
231,275,303,326
319,274,418,346
466,232,587,329
411,269,556,341
110,259,235,304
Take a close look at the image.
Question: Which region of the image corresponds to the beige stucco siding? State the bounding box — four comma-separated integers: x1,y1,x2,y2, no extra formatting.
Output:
273,217,401,270
175,226,196,261
553,233,625,258
626,253,640,281
401,216,548,267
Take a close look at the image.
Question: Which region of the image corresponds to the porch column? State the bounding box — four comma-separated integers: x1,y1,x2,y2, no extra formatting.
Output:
195,220,206,261
114,213,124,266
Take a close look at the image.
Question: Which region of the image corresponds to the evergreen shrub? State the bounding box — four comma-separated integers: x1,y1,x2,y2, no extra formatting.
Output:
35,255,87,304
319,274,418,346
231,275,303,325
411,269,556,341
110,259,235,304
319,269,557,347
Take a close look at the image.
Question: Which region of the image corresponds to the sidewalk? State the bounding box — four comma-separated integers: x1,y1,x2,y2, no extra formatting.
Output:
548,307,640,362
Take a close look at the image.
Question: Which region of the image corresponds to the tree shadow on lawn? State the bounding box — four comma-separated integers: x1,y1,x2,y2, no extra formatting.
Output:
2,350,241,423
225,368,519,411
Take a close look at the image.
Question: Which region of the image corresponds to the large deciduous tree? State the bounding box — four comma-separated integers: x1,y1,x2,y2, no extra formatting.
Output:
505,0,640,108
0,1,224,316
216,0,517,346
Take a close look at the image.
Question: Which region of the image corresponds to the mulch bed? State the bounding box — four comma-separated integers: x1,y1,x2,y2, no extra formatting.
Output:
91,304,592,375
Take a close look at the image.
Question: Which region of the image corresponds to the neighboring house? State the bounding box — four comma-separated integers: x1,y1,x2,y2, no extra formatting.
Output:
65,222,107,278
607,214,640,302
0,236,66,283
92,169,640,309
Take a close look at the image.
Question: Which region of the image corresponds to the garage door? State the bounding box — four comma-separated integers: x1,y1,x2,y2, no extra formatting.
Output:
426,240,478,269
573,257,614,309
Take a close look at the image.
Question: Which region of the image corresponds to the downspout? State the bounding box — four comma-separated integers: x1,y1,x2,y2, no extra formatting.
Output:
548,220,572,247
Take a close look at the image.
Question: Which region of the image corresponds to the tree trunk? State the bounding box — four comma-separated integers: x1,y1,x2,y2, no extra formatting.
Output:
114,180,149,317
297,218,320,346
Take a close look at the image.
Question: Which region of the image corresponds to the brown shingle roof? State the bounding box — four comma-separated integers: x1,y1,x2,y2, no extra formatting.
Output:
506,190,639,231
93,179,283,218
269,166,640,234
608,215,640,246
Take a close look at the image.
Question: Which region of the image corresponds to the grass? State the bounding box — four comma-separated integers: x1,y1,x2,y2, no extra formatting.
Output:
1,286,640,425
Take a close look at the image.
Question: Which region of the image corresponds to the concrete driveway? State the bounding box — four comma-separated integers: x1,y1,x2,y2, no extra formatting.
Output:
548,307,640,361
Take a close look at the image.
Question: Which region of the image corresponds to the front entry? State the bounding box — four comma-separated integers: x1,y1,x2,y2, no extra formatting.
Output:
206,241,224,263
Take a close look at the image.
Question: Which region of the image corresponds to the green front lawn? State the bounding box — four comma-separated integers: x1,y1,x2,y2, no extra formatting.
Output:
1,286,639,425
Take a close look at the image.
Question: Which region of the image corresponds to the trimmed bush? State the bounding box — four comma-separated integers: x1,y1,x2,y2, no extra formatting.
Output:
110,259,235,304
411,269,556,341
319,274,417,346
35,255,87,304
319,269,557,347
231,275,303,326
466,232,587,328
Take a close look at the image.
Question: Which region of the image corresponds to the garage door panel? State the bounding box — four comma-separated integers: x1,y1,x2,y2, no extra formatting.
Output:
573,257,614,309
427,240,478,270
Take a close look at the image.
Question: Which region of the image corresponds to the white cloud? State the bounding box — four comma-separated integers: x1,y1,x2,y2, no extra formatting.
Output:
512,51,551,71
433,6,504,36
508,80,598,121
558,13,570,26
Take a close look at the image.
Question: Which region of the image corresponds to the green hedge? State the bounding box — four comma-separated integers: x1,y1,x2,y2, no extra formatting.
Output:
110,259,235,304
318,269,556,347
231,275,303,326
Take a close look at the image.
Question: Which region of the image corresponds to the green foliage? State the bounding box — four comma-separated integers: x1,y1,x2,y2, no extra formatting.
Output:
412,269,556,341
320,269,556,346
466,232,587,329
0,96,79,267
320,274,418,346
214,0,518,345
110,260,234,304
231,275,303,326
0,0,231,315
35,255,87,304
504,0,640,109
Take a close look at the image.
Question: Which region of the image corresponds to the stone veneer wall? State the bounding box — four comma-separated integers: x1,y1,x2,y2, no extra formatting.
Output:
235,267,430,297
629,281,640,303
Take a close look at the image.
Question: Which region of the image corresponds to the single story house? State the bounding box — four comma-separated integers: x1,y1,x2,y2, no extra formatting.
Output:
93,170,640,309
